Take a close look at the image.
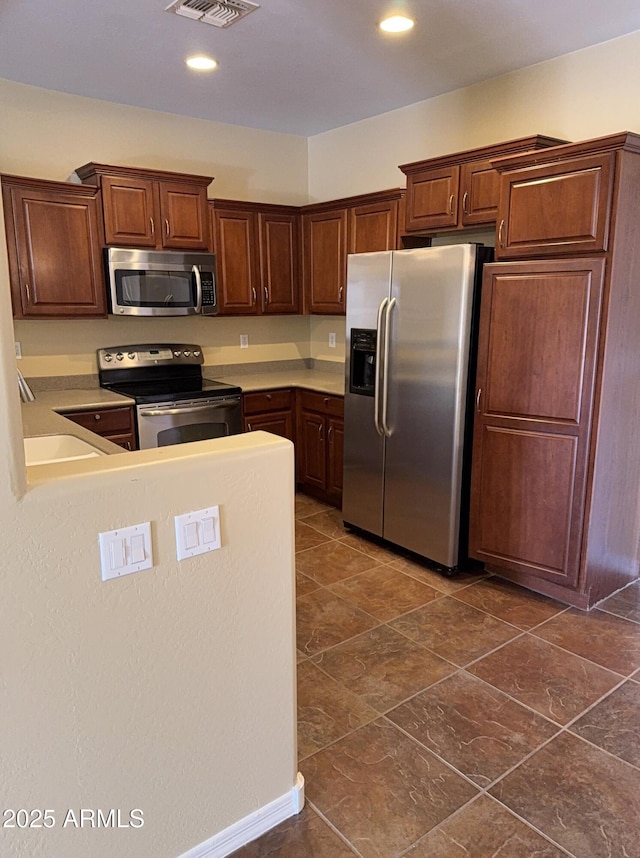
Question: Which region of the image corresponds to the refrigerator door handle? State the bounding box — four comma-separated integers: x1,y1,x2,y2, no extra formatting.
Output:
374,297,389,436
381,297,397,438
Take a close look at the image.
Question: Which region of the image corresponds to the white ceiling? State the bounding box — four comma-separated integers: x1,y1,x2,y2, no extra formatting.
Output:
1,0,640,136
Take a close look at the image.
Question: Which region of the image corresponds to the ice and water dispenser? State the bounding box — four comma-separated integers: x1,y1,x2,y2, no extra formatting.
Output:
349,329,377,396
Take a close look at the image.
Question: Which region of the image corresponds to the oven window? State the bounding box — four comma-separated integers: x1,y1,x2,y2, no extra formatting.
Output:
115,270,196,308
156,421,231,446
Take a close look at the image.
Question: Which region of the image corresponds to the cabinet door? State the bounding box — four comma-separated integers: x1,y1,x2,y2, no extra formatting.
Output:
460,159,500,227
159,182,210,251
101,175,157,247
259,211,301,314
496,153,614,259
299,411,326,490
348,199,399,253
213,208,260,314
405,165,460,232
327,415,344,498
244,412,294,442
469,258,605,589
303,209,347,314
4,184,106,318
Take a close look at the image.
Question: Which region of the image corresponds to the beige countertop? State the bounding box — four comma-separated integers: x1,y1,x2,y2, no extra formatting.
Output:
21,369,344,456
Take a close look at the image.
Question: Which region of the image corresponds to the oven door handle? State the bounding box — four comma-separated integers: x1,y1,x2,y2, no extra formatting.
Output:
139,401,238,417
193,265,203,313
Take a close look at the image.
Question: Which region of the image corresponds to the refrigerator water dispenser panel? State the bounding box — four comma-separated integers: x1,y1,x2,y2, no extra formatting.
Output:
349,329,377,396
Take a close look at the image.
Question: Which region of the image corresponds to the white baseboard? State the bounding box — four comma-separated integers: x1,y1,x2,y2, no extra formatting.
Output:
177,772,305,858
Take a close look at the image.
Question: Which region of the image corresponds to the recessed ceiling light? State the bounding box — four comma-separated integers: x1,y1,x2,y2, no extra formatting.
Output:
379,14,415,33
186,55,218,70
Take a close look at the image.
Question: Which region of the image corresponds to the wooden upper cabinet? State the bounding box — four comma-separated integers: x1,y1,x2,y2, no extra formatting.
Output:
494,152,615,259
212,205,260,314
259,210,301,314
211,199,301,315
469,258,605,588
348,195,401,253
76,162,213,251
303,189,404,315
303,207,348,314
400,135,567,235
2,175,107,319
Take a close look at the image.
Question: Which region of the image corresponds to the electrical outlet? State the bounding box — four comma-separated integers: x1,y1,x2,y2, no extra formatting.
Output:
240,334,249,349
15,342,22,359
329,332,336,348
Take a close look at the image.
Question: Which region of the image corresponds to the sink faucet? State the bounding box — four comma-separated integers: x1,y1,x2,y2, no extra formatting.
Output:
17,368,35,402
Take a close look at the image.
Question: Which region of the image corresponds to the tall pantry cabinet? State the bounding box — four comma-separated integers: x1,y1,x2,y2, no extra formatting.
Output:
469,133,640,608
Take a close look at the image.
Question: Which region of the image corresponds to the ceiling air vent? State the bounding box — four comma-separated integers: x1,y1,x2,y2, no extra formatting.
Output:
165,0,260,28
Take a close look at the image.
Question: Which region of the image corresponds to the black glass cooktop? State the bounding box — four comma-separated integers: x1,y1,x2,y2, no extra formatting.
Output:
103,377,242,405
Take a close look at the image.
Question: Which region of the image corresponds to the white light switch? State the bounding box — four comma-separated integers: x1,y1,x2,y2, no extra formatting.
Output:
99,522,153,581
175,506,221,560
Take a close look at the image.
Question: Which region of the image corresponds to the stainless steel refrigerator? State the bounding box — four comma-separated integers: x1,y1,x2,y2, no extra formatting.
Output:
342,244,492,571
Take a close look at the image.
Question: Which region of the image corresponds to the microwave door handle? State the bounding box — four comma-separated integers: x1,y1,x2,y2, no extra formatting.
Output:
374,297,388,437
193,266,203,312
139,402,235,417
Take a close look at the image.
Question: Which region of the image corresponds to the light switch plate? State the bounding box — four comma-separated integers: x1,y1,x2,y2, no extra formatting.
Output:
175,506,221,560
240,334,249,349
99,522,153,581
329,332,336,348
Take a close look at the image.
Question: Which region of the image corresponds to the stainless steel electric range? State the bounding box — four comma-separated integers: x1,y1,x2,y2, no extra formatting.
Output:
98,343,242,449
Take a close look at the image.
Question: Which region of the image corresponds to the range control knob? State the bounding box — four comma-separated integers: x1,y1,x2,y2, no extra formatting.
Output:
193,350,201,357
116,352,124,361
127,352,135,360
174,350,181,357
183,350,191,357
103,353,113,363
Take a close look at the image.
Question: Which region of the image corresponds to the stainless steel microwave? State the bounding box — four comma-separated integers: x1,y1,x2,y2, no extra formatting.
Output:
106,248,218,316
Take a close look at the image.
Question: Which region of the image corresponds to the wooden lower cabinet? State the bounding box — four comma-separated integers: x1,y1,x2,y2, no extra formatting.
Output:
297,391,344,506
242,389,295,441
62,406,137,450
469,258,605,603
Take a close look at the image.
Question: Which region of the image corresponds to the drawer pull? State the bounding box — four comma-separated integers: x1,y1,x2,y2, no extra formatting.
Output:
94,413,101,421
266,394,272,400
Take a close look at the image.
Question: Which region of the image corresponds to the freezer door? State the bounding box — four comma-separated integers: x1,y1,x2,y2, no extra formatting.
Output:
383,245,478,567
342,252,392,536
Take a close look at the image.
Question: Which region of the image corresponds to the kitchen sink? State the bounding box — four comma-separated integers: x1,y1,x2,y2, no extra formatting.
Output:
24,434,105,466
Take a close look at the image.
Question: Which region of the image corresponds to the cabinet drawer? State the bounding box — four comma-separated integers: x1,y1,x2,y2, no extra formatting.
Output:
63,406,134,435
299,390,344,417
243,389,293,414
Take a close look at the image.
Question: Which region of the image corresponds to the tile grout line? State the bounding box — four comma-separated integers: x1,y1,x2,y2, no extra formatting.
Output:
304,800,366,858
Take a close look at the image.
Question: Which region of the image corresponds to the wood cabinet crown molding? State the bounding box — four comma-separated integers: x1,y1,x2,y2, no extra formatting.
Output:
75,162,214,188
301,187,405,215
1,173,101,196
399,135,568,176
490,131,640,172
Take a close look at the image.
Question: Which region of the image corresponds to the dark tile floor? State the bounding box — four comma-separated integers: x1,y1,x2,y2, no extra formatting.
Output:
232,495,640,858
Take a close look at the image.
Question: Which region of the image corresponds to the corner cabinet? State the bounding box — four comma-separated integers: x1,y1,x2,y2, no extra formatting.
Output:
2,175,107,319
470,132,640,608
211,200,301,315
400,135,567,234
76,162,213,251
302,188,404,315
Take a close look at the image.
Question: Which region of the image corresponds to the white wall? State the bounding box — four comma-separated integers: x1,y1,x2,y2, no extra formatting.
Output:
308,29,640,200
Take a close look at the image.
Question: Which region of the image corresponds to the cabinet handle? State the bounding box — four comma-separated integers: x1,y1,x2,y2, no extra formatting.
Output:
266,394,272,400
328,425,333,442
318,423,324,442
498,219,505,248
149,217,155,236
476,388,482,414
25,283,31,303
165,219,170,236
252,287,257,305
449,194,455,216
264,286,269,305
247,422,253,431
124,441,131,450
94,413,101,421
462,191,468,214
338,286,344,304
